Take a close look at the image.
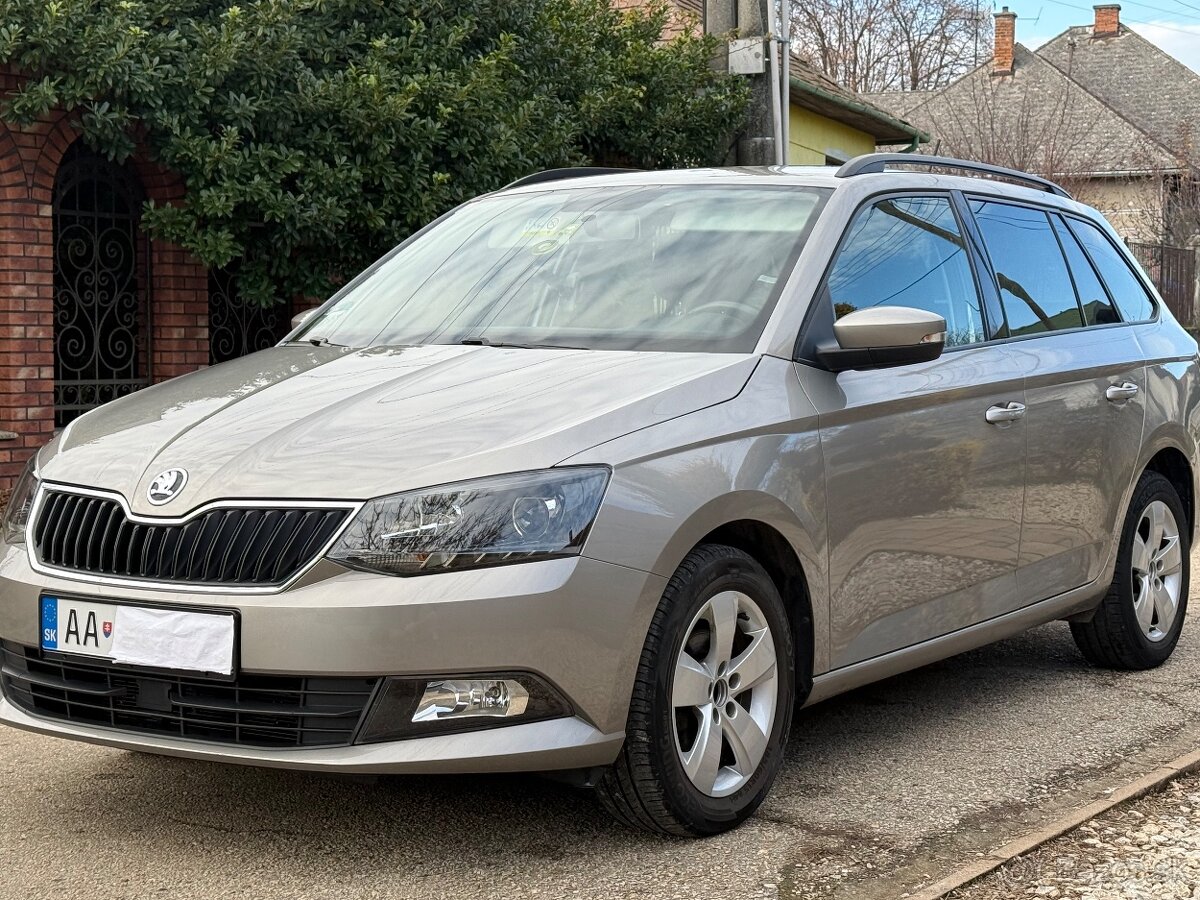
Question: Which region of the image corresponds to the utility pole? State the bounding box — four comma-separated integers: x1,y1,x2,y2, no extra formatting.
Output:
707,0,779,166
780,0,790,164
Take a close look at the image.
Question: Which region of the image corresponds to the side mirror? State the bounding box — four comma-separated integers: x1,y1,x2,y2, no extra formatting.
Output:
290,308,317,331
818,306,946,372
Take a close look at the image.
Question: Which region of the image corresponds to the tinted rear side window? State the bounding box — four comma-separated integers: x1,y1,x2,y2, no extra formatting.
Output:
970,200,1083,336
1066,217,1156,322
1051,215,1119,325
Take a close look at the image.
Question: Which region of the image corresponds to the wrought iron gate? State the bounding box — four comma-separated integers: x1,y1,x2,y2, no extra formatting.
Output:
1129,242,1196,327
52,144,149,427
208,268,288,364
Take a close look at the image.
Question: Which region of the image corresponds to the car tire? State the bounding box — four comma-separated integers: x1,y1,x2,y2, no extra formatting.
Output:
1071,471,1190,670
595,543,795,836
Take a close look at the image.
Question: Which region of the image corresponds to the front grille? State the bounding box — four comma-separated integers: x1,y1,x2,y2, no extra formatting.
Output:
1,642,378,748
32,489,351,587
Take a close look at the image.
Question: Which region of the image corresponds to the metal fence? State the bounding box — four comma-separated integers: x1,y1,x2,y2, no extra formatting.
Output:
1128,242,1196,327
208,267,289,365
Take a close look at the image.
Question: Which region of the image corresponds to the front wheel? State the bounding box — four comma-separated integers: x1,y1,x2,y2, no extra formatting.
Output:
1071,471,1189,670
595,544,795,835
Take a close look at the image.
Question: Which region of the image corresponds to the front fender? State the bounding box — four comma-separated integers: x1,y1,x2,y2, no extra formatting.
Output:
566,356,831,673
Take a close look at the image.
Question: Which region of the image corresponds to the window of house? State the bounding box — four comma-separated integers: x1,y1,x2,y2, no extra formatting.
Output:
827,196,985,347
1051,215,1119,325
970,200,1084,336
1066,217,1157,322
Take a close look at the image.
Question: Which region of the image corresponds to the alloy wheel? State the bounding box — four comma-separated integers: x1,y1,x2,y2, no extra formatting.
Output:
671,590,780,798
1131,499,1184,642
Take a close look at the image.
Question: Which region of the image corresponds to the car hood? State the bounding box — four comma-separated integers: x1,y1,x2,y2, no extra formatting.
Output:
40,344,757,515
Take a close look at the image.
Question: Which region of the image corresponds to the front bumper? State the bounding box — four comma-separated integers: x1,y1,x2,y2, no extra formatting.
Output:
0,547,667,772
0,697,623,773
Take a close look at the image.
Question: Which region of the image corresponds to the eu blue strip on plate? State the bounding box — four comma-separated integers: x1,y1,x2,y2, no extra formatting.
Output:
40,596,58,650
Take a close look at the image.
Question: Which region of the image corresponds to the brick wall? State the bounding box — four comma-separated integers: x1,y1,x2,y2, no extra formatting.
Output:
0,98,71,486
0,68,208,488
133,159,209,381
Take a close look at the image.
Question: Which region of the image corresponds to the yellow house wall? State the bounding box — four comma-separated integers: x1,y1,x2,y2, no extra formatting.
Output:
788,103,876,165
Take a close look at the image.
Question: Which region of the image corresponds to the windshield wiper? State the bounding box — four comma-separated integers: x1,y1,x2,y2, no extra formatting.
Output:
460,338,589,351
284,336,346,348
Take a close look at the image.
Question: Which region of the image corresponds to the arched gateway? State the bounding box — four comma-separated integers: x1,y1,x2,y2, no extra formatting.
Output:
52,141,149,427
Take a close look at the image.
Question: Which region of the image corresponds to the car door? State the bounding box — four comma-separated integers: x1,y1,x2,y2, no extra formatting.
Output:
967,200,1146,601
794,193,1028,669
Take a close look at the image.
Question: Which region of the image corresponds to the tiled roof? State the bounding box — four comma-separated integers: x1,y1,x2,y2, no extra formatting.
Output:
874,45,1176,176
790,56,927,143
1037,24,1200,165
858,90,938,119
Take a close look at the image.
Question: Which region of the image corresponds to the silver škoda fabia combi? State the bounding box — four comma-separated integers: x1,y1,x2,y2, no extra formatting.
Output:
2,155,1197,835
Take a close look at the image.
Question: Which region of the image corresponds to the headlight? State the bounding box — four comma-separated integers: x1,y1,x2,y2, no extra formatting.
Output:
3,457,38,545
327,467,610,576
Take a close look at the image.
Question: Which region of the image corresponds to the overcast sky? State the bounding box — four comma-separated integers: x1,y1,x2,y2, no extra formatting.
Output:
1015,1,1200,72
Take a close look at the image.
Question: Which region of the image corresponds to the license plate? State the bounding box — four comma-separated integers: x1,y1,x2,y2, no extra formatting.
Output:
40,596,236,676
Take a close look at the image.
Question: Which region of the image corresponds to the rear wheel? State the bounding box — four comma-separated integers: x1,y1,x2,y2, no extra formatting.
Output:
595,544,795,835
1071,471,1189,670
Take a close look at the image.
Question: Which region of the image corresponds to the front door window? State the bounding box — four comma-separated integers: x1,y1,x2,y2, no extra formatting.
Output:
828,195,985,347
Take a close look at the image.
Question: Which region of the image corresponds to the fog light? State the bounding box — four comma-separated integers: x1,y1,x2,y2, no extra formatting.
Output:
356,671,571,743
413,679,529,722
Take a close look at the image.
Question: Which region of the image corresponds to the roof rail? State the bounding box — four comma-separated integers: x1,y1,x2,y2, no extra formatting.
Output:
835,153,1072,199
504,167,641,190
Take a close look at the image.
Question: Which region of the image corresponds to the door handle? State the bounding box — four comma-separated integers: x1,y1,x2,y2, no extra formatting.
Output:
1106,382,1139,402
985,401,1026,424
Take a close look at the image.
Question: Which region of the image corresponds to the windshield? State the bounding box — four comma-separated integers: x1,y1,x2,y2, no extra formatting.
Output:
295,184,830,353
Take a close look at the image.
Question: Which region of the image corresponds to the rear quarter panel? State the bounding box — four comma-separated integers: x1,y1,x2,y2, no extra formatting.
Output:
1134,318,1200,544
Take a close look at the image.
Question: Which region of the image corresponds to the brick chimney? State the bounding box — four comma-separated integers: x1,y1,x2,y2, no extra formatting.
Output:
993,7,1017,76
1094,4,1120,36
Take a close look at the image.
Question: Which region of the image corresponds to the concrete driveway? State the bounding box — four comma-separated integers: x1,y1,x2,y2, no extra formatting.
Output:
4,552,1200,900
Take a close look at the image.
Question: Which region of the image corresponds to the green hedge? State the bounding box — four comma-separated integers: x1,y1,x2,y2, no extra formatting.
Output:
0,0,748,305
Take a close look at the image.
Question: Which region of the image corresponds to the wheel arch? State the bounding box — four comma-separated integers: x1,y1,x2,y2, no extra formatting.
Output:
1143,446,1195,539
1093,430,1199,602
1132,421,1198,543
693,517,817,703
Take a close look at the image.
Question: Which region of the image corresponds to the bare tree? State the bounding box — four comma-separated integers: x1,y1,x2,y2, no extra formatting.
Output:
909,62,1185,246
918,70,1114,182
792,0,899,92
1115,121,1200,246
889,0,991,90
790,0,990,92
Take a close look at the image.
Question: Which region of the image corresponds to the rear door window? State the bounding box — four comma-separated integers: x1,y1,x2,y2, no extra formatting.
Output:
1051,215,1119,325
1066,217,1157,322
969,200,1084,336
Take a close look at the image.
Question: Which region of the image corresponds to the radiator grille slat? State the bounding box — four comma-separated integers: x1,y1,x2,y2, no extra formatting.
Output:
32,490,351,588
58,496,85,567
34,491,63,548
273,511,318,584
1,642,376,749
199,511,236,582
73,501,96,571
233,511,267,584
253,509,296,584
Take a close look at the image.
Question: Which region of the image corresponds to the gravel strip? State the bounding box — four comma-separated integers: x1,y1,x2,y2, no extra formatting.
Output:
948,771,1200,900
